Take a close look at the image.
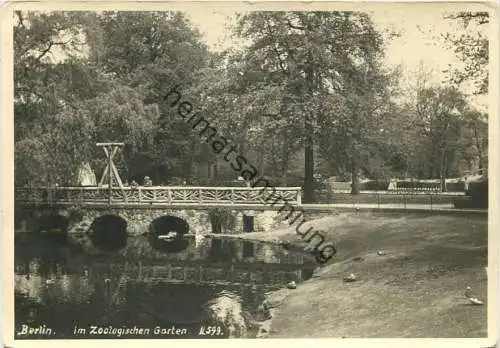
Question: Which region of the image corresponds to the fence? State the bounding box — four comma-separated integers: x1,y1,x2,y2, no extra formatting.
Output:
313,190,466,210
15,186,303,206
323,180,467,193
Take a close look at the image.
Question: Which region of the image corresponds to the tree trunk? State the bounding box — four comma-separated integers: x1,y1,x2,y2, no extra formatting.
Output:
258,142,266,177
184,141,196,180
213,157,219,183
440,174,446,192
303,121,314,203
472,123,484,170
439,120,451,191
351,141,360,195
207,161,211,183
303,51,315,203
282,161,289,186
281,131,290,186
440,150,447,192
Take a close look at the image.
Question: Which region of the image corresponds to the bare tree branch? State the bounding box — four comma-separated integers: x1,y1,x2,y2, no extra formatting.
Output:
32,39,72,62
15,11,25,27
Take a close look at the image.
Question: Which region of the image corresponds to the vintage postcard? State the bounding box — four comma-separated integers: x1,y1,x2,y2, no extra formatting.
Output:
1,1,497,347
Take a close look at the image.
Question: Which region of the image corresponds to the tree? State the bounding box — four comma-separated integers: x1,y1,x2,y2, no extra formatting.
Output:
89,11,210,183
443,11,489,94
382,60,488,183
231,11,390,200
417,87,468,190
14,11,96,185
14,11,209,186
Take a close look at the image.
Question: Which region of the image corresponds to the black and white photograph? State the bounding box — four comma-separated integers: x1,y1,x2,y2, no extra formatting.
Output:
2,1,496,344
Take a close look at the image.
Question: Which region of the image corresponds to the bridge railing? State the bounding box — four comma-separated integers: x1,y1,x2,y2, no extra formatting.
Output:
15,186,302,206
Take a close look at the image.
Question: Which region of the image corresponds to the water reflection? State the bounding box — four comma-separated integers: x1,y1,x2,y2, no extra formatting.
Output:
15,233,315,339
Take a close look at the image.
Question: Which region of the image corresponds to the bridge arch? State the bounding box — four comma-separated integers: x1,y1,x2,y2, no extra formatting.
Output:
150,215,189,237
148,216,190,252
88,214,128,251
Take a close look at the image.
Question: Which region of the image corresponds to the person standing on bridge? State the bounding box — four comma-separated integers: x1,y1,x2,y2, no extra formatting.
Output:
143,176,153,187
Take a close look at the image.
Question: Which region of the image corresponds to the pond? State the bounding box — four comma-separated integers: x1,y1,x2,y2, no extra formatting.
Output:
14,232,316,339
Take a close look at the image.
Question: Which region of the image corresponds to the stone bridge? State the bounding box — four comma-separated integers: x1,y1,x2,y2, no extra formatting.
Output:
15,186,302,250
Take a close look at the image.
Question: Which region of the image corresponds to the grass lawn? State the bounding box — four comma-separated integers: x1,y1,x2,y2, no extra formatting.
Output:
230,212,488,338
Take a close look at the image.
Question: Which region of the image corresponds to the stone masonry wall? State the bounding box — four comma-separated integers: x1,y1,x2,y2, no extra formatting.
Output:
17,206,287,237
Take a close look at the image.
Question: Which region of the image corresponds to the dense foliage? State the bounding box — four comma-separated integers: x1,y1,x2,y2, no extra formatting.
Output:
14,11,488,200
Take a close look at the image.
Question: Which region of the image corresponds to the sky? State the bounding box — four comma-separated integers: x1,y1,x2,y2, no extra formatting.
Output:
186,7,488,111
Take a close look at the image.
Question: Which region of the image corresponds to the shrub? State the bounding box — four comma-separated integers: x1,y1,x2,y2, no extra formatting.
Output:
467,179,488,208
209,208,237,233
312,181,333,203
446,182,466,192
360,180,389,191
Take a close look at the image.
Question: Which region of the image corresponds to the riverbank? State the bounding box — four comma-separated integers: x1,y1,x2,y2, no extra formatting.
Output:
211,212,488,338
